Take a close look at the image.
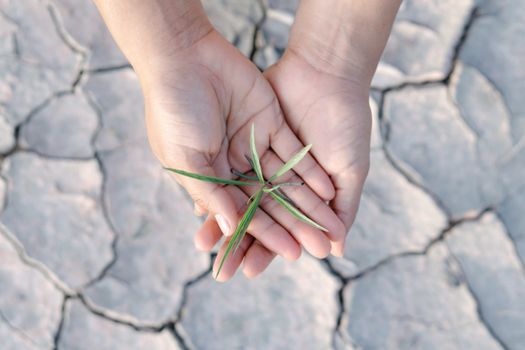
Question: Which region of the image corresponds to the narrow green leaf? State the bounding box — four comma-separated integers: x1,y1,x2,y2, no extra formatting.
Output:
246,191,258,204
244,155,255,169
269,144,312,182
215,190,263,279
264,182,304,193
269,192,328,232
231,169,259,181
273,188,297,207
232,193,262,255
165,168,258,186
250,124,265,183
278,181,304,187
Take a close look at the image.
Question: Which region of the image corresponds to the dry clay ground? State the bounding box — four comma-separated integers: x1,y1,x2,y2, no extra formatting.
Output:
0,0,524,349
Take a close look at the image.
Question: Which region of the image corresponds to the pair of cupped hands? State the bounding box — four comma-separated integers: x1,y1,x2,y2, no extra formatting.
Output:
143,28,372,282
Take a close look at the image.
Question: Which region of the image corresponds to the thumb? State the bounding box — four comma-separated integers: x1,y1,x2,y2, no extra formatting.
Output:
170,162,239,237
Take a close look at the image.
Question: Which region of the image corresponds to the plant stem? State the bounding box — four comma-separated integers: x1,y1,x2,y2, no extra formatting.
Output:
231,168,259,181
264,182,304,193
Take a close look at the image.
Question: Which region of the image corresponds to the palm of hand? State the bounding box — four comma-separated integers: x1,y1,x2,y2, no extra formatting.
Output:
145,30,277,179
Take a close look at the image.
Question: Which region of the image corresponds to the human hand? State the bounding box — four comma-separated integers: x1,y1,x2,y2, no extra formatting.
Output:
230,0,400,276
222,50,372,277
192,48,371,277
141,29,346,281
262,50,372,257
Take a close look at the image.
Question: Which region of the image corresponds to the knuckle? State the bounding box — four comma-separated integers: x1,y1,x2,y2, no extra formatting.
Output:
306,198,325,215
261,221,280,237
279,177,303,196
299,159,318,177
259,151,273,172
259,193,279,210
286,217,302,236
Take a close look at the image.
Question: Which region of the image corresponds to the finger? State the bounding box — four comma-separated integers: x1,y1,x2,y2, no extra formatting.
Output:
242,240,278,278
224,185,302,261
212,233,255,282
262,151,346,242
271,125,335,201
194,202,207,217
194,215,222,252
330,169,368,256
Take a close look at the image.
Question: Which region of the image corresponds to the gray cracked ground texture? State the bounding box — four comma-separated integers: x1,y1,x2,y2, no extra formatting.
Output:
0,0,523,349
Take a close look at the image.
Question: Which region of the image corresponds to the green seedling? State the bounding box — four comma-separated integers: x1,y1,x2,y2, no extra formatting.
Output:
165,123,327,279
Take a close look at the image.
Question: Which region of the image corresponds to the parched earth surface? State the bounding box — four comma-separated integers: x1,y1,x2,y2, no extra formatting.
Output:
0,0,524,349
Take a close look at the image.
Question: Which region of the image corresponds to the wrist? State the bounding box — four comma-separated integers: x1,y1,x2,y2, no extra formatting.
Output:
287,0,400,88
133,28,218,100
131,17,213,81
282,45,372,99
94,0,213,80
285,41,374,90
137,29,224,112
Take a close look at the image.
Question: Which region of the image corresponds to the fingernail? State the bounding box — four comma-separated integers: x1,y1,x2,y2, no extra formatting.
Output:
213,267,227,282
215,214,231,236
331,241,345,257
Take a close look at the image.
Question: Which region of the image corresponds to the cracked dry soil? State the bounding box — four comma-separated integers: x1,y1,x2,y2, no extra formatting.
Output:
1,0,524,349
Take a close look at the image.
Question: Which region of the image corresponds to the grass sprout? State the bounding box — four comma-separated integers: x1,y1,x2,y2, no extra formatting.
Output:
165,169,259,186
165,123,327,279
250,124,265,183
